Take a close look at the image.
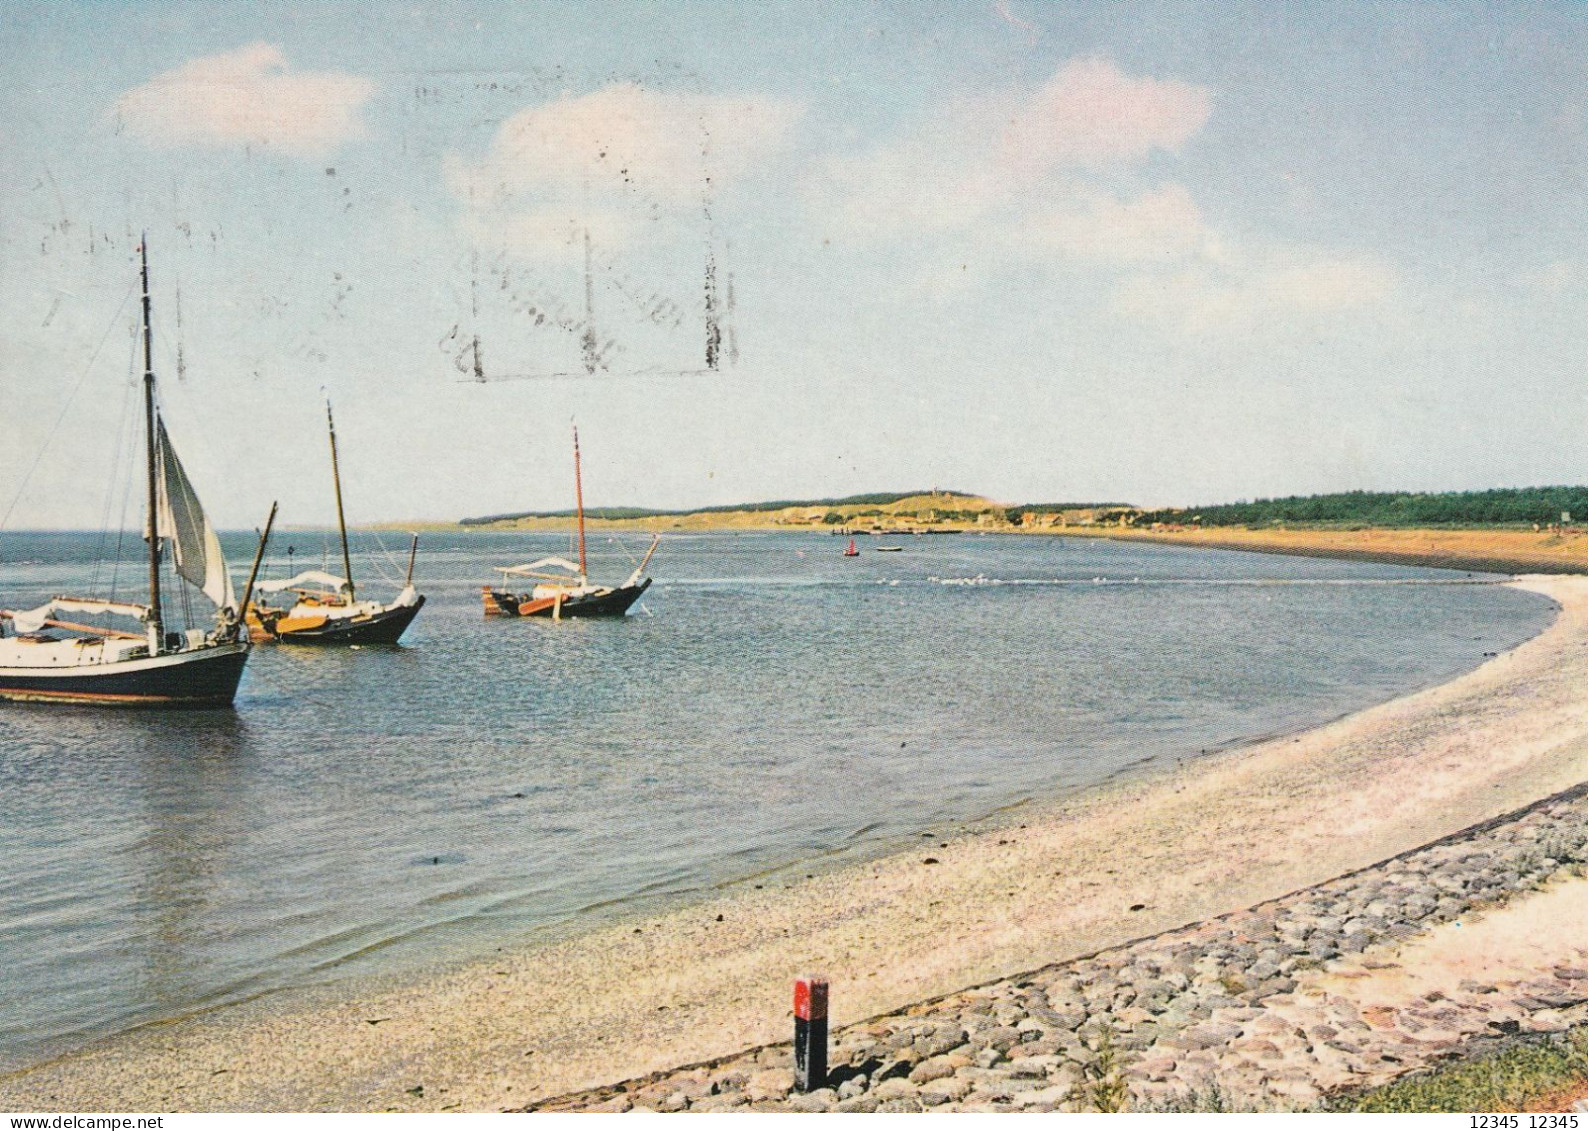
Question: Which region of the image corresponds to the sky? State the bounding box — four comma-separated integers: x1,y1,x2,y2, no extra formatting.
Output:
2,1,1587,528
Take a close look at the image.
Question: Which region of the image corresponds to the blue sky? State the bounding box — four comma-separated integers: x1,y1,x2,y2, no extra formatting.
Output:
3,1,1587,527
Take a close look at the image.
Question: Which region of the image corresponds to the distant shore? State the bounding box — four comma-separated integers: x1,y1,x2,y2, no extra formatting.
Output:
374,516,1588,579
4,571,1587,1111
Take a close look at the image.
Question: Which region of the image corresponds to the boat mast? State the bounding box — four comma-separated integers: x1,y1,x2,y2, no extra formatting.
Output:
326,397,355,601
140,238,163,653
238,501,279,631
573,424,587,578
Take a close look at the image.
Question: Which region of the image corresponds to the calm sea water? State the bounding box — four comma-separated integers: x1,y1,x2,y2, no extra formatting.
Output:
0,529,1557,1068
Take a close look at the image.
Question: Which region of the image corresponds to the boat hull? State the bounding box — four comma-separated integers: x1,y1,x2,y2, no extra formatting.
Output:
257,596,424,645
485,579,650,619
0,641,249,708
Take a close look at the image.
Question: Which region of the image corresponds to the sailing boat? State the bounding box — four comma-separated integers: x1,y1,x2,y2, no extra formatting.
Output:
0,241,263,707
482,426,657,619
245,398,424,645
843,538,860,557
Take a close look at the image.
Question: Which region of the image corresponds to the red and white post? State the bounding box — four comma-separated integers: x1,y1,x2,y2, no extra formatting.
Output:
793,976,828,1092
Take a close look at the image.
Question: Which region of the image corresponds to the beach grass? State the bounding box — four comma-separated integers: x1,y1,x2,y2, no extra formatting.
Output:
1336,1027,1588,1113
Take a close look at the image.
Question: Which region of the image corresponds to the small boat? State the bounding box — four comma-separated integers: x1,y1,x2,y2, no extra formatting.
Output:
483,427,657,619
843,538,860,557
245,399,424,645
0,241,267,707
875,545,904,553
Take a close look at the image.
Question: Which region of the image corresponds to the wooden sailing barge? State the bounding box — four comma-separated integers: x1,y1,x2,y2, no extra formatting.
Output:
0,242,266,707
483,427,657,619
245,399,424,645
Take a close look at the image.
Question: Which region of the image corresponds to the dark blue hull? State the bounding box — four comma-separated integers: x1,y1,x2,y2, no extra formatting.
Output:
0,644,249,708
486,579,649,619
262,597,424,645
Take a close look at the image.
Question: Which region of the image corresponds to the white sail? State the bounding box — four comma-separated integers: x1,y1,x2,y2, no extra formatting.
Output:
155,418,236,611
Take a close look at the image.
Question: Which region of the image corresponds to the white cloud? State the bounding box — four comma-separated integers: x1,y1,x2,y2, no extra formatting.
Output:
448,83,802,259
1028,183,1218,263
817,57,1211,243
810,56,1394,335
114,43,374,157
998,57,1212,172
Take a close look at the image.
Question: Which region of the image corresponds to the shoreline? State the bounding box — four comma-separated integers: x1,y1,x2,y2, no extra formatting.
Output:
281,520,1588,583
0,575,1540,1076
0,537,1533,1073
431,521,1588,581
367,519,1588,578
4,574,1588,1111
1078,526,1588,577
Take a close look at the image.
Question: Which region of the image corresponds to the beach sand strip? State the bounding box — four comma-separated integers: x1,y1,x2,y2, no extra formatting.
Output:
530,782,1588,1111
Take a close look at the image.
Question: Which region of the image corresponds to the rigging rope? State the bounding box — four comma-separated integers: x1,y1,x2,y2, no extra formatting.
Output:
0,280,137,533
89,333,141,597
603,531,643,570
107,386,143,607
365,529,407,586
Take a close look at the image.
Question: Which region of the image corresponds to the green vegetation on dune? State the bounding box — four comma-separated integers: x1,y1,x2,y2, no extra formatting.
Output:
1005,503,1136,526
683,489,981,514
457,484,1588,532
460,506,675,524
1334,1027,1588,1113
460,490,983,526
1136,487,1588,529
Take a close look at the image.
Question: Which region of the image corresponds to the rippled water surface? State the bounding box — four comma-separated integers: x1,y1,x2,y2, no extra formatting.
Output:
0,529,1558,1067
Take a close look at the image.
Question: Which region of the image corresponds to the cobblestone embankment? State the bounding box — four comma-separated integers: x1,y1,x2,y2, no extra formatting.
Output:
531,785,1588,1112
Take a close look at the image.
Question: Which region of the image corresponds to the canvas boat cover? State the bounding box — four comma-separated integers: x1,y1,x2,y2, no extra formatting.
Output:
5,598,150,633
495,557,585,579
254,570,351,595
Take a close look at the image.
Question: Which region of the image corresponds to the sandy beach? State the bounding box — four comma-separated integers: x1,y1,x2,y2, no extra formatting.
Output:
5,573,1588,1112
1087,525,1588,576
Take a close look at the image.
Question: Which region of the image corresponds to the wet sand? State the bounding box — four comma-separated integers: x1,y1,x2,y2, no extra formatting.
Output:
4,574,1588,1113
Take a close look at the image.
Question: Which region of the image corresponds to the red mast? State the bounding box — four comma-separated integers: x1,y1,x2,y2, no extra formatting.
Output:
573,424,587,577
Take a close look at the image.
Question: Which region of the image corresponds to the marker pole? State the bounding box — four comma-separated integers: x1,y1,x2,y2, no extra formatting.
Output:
793,976,828,1092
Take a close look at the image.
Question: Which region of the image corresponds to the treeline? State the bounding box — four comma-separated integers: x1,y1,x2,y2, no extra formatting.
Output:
1135,487,1588,528
460,489,977,526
